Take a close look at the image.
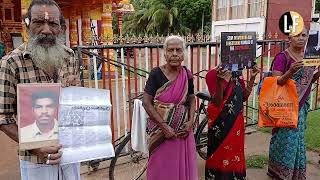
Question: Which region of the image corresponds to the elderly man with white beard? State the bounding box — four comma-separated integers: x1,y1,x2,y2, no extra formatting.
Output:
0,0,81,179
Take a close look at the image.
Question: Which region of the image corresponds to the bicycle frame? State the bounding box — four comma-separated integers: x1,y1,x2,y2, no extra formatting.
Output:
194,99,208,128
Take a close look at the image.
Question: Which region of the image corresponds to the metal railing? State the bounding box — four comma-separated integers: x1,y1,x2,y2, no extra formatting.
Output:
74,39,320,142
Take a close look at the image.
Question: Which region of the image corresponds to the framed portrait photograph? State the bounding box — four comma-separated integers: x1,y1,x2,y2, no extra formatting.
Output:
18,83,61,150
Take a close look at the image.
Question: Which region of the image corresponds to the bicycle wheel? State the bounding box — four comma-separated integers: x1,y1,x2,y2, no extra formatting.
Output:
109,133,148,180
195,116,208,160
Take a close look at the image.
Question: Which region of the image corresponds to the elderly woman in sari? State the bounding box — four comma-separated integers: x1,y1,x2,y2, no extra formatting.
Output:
205,64,259,179
268,28,320,180
143,35,198,180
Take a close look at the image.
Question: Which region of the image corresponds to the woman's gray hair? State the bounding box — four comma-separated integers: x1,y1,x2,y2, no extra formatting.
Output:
163,35,186,55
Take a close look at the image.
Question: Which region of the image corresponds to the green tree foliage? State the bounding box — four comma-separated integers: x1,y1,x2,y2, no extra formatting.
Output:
122,0,211,36
112,14,119,35
174,0,212,34
130,0,148,10
316,0,320,13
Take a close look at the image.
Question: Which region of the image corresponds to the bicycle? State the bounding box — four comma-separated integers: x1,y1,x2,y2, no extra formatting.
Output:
108,69,262,179
194,91,211,160
108,91,211,180
108,93,148,180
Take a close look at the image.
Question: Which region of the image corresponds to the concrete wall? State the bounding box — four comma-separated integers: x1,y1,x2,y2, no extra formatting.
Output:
211,17,266,41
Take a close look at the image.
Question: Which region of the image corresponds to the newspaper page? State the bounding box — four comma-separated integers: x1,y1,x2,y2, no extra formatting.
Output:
59,87,114,165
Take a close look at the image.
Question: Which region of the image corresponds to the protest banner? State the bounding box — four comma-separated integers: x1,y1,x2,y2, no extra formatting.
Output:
220,32,256,71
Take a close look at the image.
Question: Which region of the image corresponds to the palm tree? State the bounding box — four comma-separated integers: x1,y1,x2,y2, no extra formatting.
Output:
123,8,150,35
123,0,189,36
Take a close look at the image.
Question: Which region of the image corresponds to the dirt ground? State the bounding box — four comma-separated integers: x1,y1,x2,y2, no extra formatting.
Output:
0,132,20,180
1,131,319,180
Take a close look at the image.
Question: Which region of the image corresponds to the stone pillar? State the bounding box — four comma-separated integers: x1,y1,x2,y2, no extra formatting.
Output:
69,10,79,48
81,7,93,80
244,0,249,18
212,0,217,21
262,0,267,17
101,0,115,73
101,0,113,45
212,0,217,41
81,7,91,45
226,0,231,20
117,13,123,37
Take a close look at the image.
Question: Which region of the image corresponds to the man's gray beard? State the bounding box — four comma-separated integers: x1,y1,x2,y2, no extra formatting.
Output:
27,34,67,71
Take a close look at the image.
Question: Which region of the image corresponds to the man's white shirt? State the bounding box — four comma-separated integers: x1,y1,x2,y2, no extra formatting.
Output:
20,119,58,143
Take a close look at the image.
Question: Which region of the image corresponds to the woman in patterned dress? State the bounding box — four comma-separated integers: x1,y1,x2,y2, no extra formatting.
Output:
205,65,259,180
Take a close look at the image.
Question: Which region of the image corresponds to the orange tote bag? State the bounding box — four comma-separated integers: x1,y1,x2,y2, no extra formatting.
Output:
258,77,299,128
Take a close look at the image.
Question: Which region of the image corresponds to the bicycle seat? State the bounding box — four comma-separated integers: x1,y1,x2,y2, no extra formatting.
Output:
195,92,211,101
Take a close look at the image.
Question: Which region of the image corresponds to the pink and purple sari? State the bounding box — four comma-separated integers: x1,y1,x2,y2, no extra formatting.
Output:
146,67,198,180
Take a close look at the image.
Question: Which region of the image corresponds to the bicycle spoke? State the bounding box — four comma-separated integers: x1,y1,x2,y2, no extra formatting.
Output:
111,149,148,179
132,163,148,180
